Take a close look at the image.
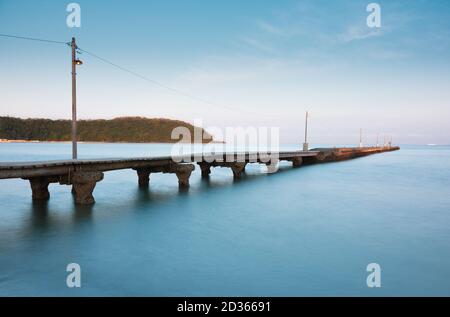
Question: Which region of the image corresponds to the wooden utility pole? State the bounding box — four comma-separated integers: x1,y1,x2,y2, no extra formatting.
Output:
303,111,309,151
71,37,78,159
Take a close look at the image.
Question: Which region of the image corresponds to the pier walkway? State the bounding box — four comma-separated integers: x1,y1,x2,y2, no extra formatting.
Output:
0,147,399,204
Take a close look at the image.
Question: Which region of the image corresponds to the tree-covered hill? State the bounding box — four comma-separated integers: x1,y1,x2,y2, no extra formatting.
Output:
0,116,213,143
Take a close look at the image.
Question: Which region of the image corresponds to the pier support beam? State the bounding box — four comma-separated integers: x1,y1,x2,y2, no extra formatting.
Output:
133,163,195,188
28,177,51,200
175,164,195,187
198,162,211,178
197,162,247,179
135,168,151,188
290,157,303,167
71,172,104,205
265,161,279,174
230,162,247,179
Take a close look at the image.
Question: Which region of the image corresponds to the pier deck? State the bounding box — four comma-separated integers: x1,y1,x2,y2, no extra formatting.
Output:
0,147,399,204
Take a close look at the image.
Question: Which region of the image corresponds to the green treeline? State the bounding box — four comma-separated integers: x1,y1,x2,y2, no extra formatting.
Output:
0,116,213,143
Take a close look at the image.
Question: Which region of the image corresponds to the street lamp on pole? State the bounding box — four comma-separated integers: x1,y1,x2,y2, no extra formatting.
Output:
71,37,83,160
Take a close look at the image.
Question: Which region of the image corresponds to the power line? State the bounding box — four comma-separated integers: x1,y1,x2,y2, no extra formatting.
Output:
77,47,252,115
0,33,68,45
0,32,282,117
0,32,244,114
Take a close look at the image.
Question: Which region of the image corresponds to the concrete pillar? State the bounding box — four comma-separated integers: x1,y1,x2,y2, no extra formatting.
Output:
175,164,195,187
230,162,247,179
71,171,104,205
198,162,211,178
29,177,50,200
135,168,151,188
291,157,303,167
265,161,278,174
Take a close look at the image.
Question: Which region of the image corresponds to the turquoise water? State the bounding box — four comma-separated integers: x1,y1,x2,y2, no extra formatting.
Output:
0,143,450,296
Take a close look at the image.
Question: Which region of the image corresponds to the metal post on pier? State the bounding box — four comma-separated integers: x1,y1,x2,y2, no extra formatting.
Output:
359,128,363,148
303,111,309,151
71,37,82,160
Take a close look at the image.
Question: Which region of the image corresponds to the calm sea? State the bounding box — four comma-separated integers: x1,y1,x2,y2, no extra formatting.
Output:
0,143,449,296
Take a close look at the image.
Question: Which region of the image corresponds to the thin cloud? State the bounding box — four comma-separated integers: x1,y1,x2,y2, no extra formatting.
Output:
368,49,409,60
255,20,285,36
340,26,384,43
241,36,275,53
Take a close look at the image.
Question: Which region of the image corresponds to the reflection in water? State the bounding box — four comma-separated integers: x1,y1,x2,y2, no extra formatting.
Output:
29,201,50,230
135,187,152,202
178,186,190,195
3,162,322,247
72,204,94,222
133,186,181,207
25,199,94,236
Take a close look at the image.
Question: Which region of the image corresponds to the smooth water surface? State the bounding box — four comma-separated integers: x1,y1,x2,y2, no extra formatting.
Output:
0,143,449,296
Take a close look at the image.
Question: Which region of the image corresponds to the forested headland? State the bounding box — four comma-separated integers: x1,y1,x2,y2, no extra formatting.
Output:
0,116,213,143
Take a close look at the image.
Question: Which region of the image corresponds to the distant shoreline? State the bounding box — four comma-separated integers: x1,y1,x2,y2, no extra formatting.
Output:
0,139,225,144
0,139,42,143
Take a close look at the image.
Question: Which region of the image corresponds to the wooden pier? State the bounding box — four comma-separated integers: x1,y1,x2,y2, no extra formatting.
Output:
0,146,399,204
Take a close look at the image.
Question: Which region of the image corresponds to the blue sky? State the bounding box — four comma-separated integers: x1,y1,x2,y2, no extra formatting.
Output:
1,0,449,144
